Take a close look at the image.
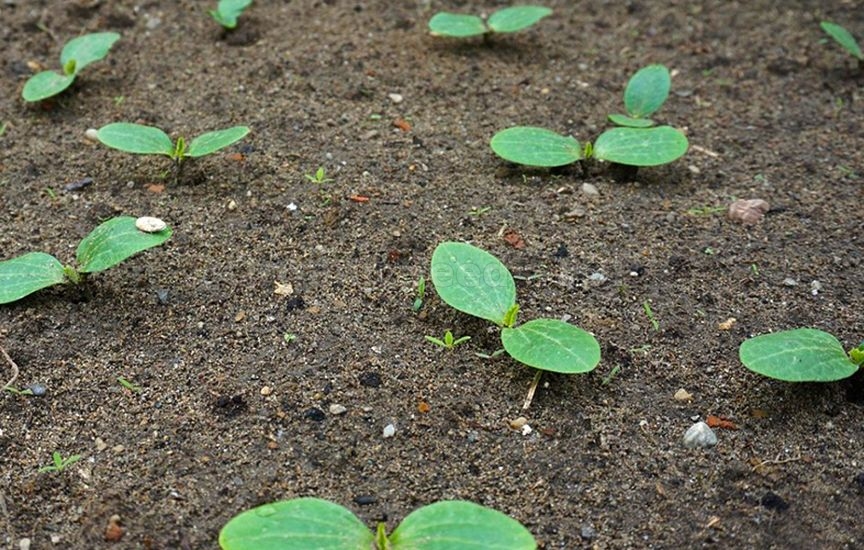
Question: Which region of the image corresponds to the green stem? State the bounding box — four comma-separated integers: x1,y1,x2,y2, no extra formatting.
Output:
375,523,389,549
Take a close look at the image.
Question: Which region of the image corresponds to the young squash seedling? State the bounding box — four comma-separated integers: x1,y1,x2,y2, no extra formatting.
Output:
97,123,249,164
425,329,471,350
219,497,536,550
22,32,120,102
429,6,552,38
210,0,252,29
820,21,862,64
38,451,82,474
0,216,171,305
739,328,863,382
430,241,601,408
412,275,426,312
490,64,688,168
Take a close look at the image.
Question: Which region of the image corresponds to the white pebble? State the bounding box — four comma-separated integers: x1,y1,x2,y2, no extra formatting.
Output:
783,278,798,287
520,424,533,436
810,280,822,295
135,216,167,233
581,182,599,196
388,93,403,103
382,424,396,438
84,128,99,142
19,539,31,550
329,404,347,415
682,421,717,448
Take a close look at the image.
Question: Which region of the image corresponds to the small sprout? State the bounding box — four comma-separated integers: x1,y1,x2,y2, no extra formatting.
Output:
425,330,471,350
412,276,426,312
429,6,552,38
38,451,82,473
219,498,536,550
642,300,659,331
96,123,250,165
210,0,253,29
0,216,171,304
686,205,726,216
739,328,862,382
304,166,332,184
117,377,141,393
728,198,769,225
468,206,492,217
22,32,120,102
283,333,296,343
491,64,688,169
820,21,863,62
475,348,506,360
601,364,622,385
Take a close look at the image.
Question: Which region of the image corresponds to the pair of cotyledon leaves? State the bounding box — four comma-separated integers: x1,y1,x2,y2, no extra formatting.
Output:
22,32,120,102
96,123,250,160
429,6,552,38
491,65,688,167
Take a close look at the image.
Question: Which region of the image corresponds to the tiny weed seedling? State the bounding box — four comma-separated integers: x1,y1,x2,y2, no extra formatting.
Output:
117,377,141,393
431,242,601,407
39,451,82,473
425,330,471,350
304,166,332,184
642,300,659,331
491,64,688,168
0,216,171,305
96,123,249,179
22,32,120,102
739,328,863,382
219,498,536,550
412,275,426,312
210,0,252,29
429,6,552,39
820,21,863,63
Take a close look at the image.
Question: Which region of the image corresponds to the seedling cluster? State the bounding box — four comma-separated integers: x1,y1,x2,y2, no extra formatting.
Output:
22,32,120,102
429,6,552,39
491,64,689,168
219,498,536,550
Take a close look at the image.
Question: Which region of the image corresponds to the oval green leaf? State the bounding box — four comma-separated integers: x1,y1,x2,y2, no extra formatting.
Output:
21,71,75,102
76,217,172,274
187,126,250,158
623,64,670,118
501,318,600,374
210,0,253,29
60,32,121,74
97,123,175,156
488,6,552,34
390,501,536,550
428,12,486,37
431,242,515,326
820,21,863,60
739,328,858,382
490,126,581,167
592,126,688,167
219,498,374,550
608,113,655,128
0,252,67,304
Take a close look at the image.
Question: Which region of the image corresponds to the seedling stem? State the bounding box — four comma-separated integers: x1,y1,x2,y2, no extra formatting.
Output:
522,369,542,410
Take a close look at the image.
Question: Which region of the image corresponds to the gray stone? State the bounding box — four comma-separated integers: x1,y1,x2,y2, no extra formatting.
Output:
683,421,717,448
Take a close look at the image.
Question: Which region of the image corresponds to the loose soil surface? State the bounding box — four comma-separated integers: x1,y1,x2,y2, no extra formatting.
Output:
1,1,863,548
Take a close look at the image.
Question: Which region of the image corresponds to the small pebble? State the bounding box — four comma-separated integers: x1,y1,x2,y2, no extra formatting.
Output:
674,388,693,402
260,386,272,396
683,421,717,448
509,417,528,430
353,495,376,506
581,182,599,196
382,424,396,438
760,491,789,511
810,280,822,296
27,384,46,397
18,538,30,550
304,408,326,422
388,93,403,103
135,216,167,233
588,272,607,283
783,278,798,287
564,207,586,219
95,438,108,451
329,404,347,415
521,424,533,436
84,128,99,142
728,198,769,225
63,177,93,192
580,525,597,540
227,200,237,211
717,317,737,331
155,289,170,305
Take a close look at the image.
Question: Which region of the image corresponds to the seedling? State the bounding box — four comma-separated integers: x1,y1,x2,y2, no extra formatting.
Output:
429,6,552,38
210,0,252,29
431,242,600,407
425,330,471,350
219,497,536,550
0,216,172,305
739,328,863,382
642,300,659,331
117,377,141,393
820,21,862,63
491,65,688,168
304,166,332,184
22,32,120,102
38,451,82,473
468,206,492,217
412,275,426,312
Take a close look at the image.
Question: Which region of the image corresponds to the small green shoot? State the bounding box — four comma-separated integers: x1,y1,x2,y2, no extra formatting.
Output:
0,122,7,137
601,364,622,385
96,123,249,165
3,386,34,396
0,217,171,304
210,0,253,29
476,348,507,359
491,64,688,168
412,276,426,312
430,241,601,399
468,206,492,217
283,333,297,344
117,377,141,393
425,330,471,350
739,328,862,382
22,32,120,102
686,205,726,216
219,498,536,550
429,6,552,38
38,451,82,473
820,21,863,62
642,300,659,331
304,166,332,184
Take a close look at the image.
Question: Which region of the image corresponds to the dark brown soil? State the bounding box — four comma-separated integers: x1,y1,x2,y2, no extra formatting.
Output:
2,1,863,548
